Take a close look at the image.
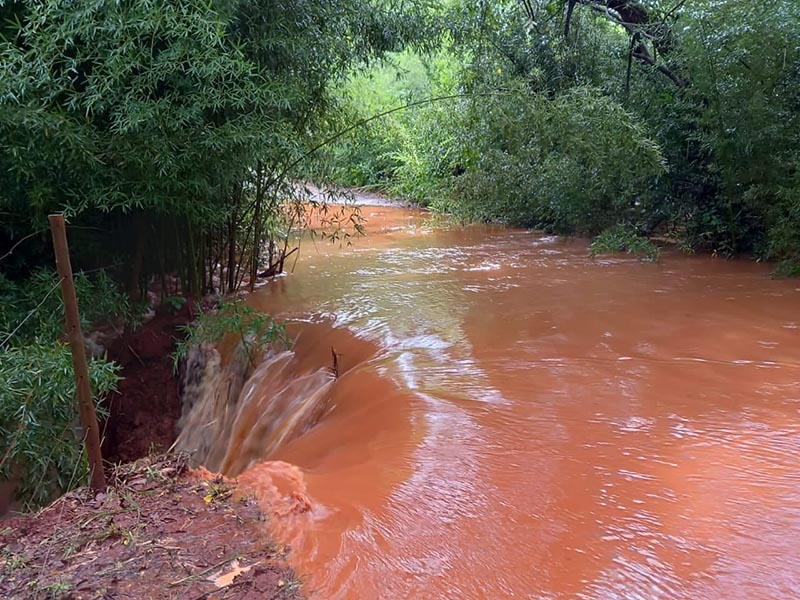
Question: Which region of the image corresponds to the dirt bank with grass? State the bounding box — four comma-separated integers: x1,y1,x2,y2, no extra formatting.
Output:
0,454,303,600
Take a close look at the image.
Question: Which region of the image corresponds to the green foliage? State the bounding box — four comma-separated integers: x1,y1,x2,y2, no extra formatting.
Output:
390,96,462,204
0,269,130,343
0,341,119,508
313,49,462,202
164,296,187,314
590,225,660,262
0,0,437,295
0,0,442,510
772,261,800,280
676,1,800,257
0,268,127,508
314,0,800,269
0,0,417,219
441,86,666,233
1,0,253,218
0,0,440,510
174,301,288,370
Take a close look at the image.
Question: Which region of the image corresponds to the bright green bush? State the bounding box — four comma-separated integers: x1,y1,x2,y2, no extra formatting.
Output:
440,87,666,233
174,300,288,370
675,0,800,260
590,225,661,262
772,261,800,279
313,49,462,201
0,343,119,509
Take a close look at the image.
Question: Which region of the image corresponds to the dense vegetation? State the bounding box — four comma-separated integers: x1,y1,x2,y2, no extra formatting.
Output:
1,0,798,506
318,0,800,266
0,268,128,507
0,0,431,506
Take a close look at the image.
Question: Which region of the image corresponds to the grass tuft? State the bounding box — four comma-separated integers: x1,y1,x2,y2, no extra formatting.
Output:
590,225,660,262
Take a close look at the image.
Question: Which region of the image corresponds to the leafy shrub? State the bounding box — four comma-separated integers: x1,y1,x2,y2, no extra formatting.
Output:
0,342,119,508
388,99,461,205
314,49,461,203
174,301,288,369
0,268,129,509
590,225,661,262
0,269,130,343
772,260,800,279
439,87,666,233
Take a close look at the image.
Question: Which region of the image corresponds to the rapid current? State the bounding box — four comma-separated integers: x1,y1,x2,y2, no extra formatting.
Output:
177,203,800,599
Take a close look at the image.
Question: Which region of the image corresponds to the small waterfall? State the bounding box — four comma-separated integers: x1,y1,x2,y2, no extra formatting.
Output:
217,352,334,475
175,342,248,469
175,322,361,476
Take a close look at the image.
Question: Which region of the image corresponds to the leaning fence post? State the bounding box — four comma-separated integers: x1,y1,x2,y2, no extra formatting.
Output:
48,213,106,493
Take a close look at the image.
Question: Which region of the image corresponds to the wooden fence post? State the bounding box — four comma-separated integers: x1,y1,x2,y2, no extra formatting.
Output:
48,214,106,493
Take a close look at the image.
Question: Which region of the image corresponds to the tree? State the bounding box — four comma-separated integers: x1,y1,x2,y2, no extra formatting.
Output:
0,0,434,292
561,0,685,86
318,0,800,270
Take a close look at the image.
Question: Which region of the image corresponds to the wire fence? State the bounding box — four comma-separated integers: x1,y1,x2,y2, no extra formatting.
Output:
1,223,125,348
0,276,64,349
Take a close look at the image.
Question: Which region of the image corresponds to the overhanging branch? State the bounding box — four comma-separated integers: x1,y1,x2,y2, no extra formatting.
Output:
563,0,686,87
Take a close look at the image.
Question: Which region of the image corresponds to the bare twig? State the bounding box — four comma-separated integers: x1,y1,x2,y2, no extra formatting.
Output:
330,346,339,379
0,229,46,263
169,553,239,587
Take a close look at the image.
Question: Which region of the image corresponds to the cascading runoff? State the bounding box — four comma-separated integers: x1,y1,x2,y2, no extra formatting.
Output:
175,338,333,476
174,319,378,477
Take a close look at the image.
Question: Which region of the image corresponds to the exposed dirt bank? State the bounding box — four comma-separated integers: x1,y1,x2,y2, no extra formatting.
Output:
0,454,303,600
103,305,190,463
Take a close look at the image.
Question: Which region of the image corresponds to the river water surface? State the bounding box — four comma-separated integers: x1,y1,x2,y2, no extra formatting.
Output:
186,204,800,599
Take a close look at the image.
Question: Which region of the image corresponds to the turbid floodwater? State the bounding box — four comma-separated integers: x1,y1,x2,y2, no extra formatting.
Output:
178,203,800,599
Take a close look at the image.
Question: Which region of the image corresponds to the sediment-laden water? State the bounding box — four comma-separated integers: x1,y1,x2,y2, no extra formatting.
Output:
178,204,800,599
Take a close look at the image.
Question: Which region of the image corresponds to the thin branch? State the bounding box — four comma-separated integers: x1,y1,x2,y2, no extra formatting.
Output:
632,47,685,87
0,229,46,263
662,0,689,23
0,276,64,348
579,0,686,87
277,91,510,184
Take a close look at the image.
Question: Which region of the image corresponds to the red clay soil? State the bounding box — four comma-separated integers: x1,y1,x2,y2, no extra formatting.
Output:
0,454,303,600
103,305,191,463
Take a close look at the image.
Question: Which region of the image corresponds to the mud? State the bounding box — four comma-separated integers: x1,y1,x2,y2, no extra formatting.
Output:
0,454,303,600
103,305,190,463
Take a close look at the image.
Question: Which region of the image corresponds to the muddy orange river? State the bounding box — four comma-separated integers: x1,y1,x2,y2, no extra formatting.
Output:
182,204,800,599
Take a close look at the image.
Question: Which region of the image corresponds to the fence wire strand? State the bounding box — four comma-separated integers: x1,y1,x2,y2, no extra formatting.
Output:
0,276,65,348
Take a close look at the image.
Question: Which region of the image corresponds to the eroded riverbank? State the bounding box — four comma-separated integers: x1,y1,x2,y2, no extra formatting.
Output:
0,454,302,600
